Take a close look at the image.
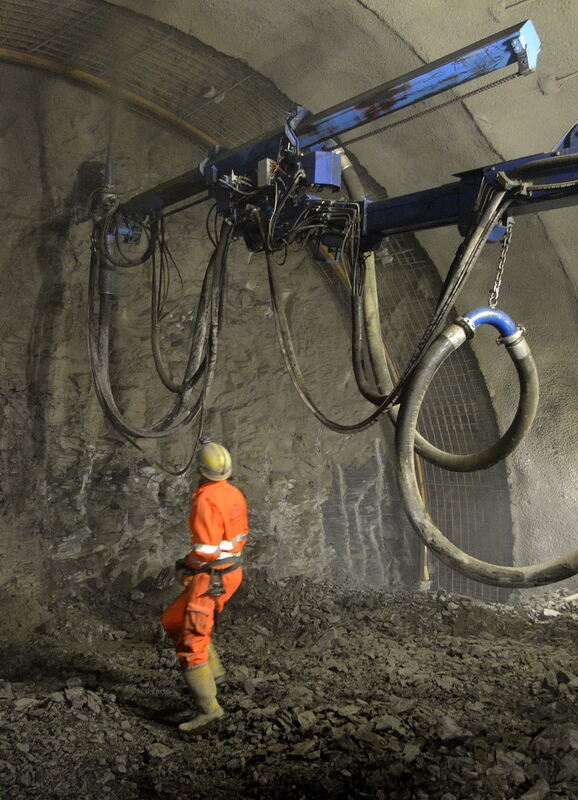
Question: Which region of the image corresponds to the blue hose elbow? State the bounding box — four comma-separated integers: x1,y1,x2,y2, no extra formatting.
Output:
461,307,519,338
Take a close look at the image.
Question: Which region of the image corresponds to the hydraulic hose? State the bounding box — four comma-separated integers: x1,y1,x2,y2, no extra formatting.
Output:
258,209,394,434
89,266,203,439
150,240,214,394
150,228,229,432
496,154,578,195
337,148,386,403
339,149,524,470
504,152,578,180
392,307,540,471
87,221,232,439
352,286,385,405
362,251,393,395
395,308,578,587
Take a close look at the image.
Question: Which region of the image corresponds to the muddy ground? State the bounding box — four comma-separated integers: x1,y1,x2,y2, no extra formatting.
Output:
0,572,576,800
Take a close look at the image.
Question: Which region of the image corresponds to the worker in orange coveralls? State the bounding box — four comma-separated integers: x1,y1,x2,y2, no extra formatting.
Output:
161,441,248,732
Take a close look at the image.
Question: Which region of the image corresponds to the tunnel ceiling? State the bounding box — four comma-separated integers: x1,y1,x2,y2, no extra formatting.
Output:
1,0,577,291
0,0,292,153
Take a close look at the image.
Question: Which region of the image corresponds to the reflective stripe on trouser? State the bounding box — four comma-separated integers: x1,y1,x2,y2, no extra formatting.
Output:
161,568,242,670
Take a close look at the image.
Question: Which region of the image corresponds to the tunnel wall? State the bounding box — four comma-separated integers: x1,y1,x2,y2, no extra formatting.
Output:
107,0,577,591
0,57,517,640
0,64,425,640
1,0,576,643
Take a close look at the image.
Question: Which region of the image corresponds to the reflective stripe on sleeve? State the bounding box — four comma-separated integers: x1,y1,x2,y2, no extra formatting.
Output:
219,532,248,552
194,543,221,555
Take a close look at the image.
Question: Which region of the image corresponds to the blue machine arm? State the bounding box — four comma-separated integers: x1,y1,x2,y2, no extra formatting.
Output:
116,20,578,259
364,124,578,242
122,21,540,216
298,20,539,147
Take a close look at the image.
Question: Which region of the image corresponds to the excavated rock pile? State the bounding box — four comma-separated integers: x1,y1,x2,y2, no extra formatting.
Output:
0,572,577,800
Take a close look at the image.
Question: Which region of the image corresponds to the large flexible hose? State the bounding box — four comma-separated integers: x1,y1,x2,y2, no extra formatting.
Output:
339,149,526,471
395,308,578,587
394,307,540,471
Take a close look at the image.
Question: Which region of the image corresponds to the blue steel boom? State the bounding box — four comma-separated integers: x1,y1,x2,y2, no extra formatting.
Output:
117,19,578,263
364,121,578,243
122,20,542,220
296,20,539,146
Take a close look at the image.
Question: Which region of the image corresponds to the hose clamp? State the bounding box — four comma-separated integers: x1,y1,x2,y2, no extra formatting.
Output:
497,325,525,347
455,316,476,339
441,322,468,350
501,328,531,358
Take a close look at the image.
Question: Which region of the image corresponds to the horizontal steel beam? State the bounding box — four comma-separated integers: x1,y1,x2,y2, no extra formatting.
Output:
364,148,578,241
122,21,540,215
297,20,540,147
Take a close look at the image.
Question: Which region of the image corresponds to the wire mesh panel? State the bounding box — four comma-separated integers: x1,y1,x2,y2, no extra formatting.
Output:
0,0,289,149
378,234,512,603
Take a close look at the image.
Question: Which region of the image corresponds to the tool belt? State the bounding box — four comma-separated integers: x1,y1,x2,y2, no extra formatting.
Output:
175,557,242,597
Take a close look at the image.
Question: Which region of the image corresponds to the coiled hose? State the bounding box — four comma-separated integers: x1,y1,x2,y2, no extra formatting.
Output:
395,308,578,587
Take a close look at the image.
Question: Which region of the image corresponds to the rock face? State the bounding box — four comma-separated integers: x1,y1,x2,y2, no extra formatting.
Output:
0,573,577,799
109,0,578,595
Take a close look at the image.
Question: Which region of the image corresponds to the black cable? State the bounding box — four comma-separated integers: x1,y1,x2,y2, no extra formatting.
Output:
149,213,213,396
206,203,218,247
381,186,511,403
99,207,157,268
335,155,526,468
262,175,512,435
88,220,232,442
258,210,397,433
351,185,512,408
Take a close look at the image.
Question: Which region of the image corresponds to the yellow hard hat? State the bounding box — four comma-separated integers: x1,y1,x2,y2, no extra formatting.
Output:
198,441,232,481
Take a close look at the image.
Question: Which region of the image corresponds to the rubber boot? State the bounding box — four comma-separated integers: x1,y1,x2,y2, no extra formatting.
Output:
178,663,225,732
207,641,226,685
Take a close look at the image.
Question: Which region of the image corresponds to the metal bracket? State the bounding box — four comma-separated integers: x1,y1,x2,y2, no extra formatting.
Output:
553,121,578,153
511,37,530,75
512,20,541,75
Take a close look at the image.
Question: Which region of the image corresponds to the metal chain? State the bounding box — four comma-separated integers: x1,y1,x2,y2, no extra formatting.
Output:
343,72,518,147
489,216,514,308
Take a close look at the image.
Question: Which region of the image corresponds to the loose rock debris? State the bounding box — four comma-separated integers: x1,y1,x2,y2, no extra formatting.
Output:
0,573,577,799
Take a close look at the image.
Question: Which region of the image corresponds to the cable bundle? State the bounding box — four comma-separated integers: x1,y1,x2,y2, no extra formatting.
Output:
88,206,231,474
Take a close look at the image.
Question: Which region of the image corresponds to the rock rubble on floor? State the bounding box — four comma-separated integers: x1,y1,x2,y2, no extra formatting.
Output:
0,573,577,799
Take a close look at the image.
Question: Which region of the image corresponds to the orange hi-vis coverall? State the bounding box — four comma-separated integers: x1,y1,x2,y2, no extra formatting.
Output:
161,479,249,671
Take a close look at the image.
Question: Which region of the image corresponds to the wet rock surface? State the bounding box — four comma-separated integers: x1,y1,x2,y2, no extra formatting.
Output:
0,573,577,799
